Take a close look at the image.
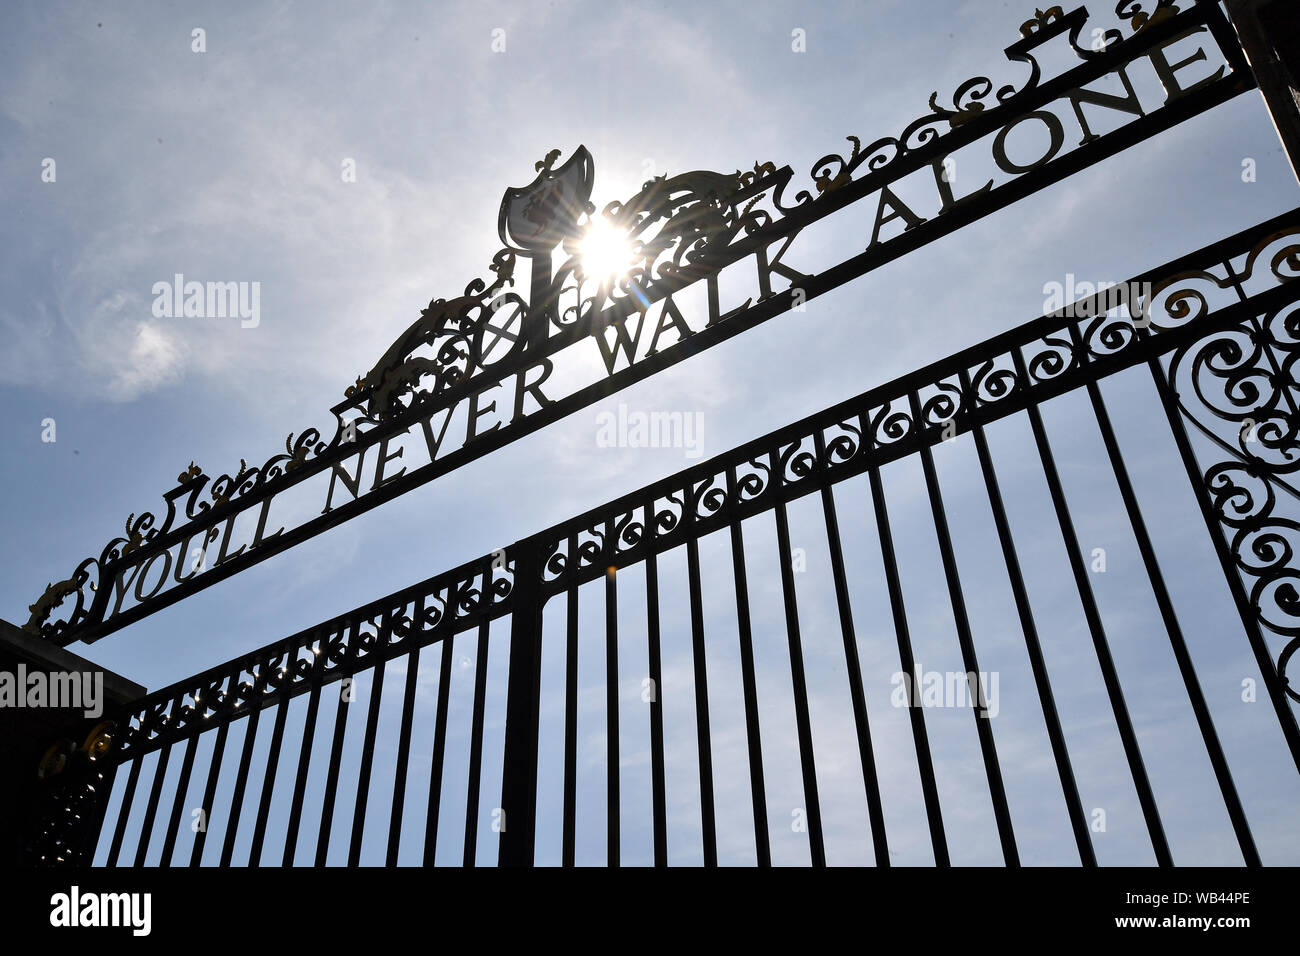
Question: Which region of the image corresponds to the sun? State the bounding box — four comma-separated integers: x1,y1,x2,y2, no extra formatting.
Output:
578,218,634,283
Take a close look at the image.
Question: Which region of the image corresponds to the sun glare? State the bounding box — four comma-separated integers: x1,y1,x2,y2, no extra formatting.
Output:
578,218,634,283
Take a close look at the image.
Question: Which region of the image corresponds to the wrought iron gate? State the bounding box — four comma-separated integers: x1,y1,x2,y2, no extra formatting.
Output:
14,0,1300,866
77,208,1300,867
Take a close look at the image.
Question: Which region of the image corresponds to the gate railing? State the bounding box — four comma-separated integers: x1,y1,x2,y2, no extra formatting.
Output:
87,206,1300,866
25,0,1257,649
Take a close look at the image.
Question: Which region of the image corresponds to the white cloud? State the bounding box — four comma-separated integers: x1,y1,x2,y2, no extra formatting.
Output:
106,322,186,400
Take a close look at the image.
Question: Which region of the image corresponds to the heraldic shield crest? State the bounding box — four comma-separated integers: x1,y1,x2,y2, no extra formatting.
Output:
498,146,595,253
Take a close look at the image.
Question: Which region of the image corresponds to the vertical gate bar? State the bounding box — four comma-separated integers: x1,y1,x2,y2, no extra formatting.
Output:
386,602,424,867
1019,352,1173,865
605,551,620,867
526,251,553,353
1145,351,1300,774
282,682,321,866
189,720,229,867
313,691,350,866
960,368,1096,866
158,733,199,867
132,739,172,866
498,536,546,867
219,687,264,867
645,526,669,866
1079,335,1260,865
1224,0,1300,182
347,652,388,866
349,613,395,865
562,534,579,866
422,631,456,865
868,455,950,865
772,487,826,867
106,755,142,867
911,390,1020,866
463,619,492,866
685,535,719,867
249,695,290,866
80,758,122,867
1203,0,1254,78
603,538,618,868
727,497,771,867
814,437,889,866
315,626,357,866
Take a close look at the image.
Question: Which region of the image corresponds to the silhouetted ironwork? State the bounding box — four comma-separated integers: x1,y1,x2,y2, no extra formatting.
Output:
25,0,1254,648
80,209,1300,866
18,0,1300,869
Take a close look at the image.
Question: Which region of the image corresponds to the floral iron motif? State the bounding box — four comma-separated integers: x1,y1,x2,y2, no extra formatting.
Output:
23,1,1246,645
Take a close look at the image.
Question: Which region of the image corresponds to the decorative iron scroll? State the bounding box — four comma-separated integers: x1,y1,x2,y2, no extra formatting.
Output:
26,0,1253,647
111,207,1300,761
1158,227,1300,699
23,722,116,866
116,553,511,758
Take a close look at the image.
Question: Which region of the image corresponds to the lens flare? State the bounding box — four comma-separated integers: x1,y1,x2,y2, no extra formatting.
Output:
578,218,634,283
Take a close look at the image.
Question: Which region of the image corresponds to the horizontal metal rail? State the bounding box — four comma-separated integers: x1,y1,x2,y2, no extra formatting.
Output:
33,0,1255,646
111,205,1300,761
91,205,1300,868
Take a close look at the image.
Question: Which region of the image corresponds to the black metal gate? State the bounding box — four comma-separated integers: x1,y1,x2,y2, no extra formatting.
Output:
75,208,1300,866
13,0,1300,867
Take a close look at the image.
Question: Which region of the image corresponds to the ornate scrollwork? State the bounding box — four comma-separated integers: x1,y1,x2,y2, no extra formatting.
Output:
114,553,513,759
1116,0,1180,34
25,579,82,634
1020,6,1066,38
779,438,818,484
768,2,1152,213
1170,303,1300,478
1168,287,1300,696
691,475,728,521
23,0,1242,646
24,242,522,640
353,249,523,421
822,420,863,470
970,357,1021,409
1026,335,1078,384
1202,461,1300,701
928,77,1023,130
735,457,772,504
550,164,777,330
1083,311,1141,359
609,509,642,554
870,401,917,448
919,381,965,430
25,722,118,866
542,539,570,584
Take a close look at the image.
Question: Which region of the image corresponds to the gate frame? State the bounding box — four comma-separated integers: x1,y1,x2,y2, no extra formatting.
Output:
11,0,1300,866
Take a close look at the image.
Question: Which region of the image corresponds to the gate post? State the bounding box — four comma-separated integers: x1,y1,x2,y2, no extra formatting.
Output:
497,537,545,866
0,618,145,866
1225,0,1300,183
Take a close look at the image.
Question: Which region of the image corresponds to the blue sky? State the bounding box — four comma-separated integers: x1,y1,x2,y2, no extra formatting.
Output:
3,0,1300,865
